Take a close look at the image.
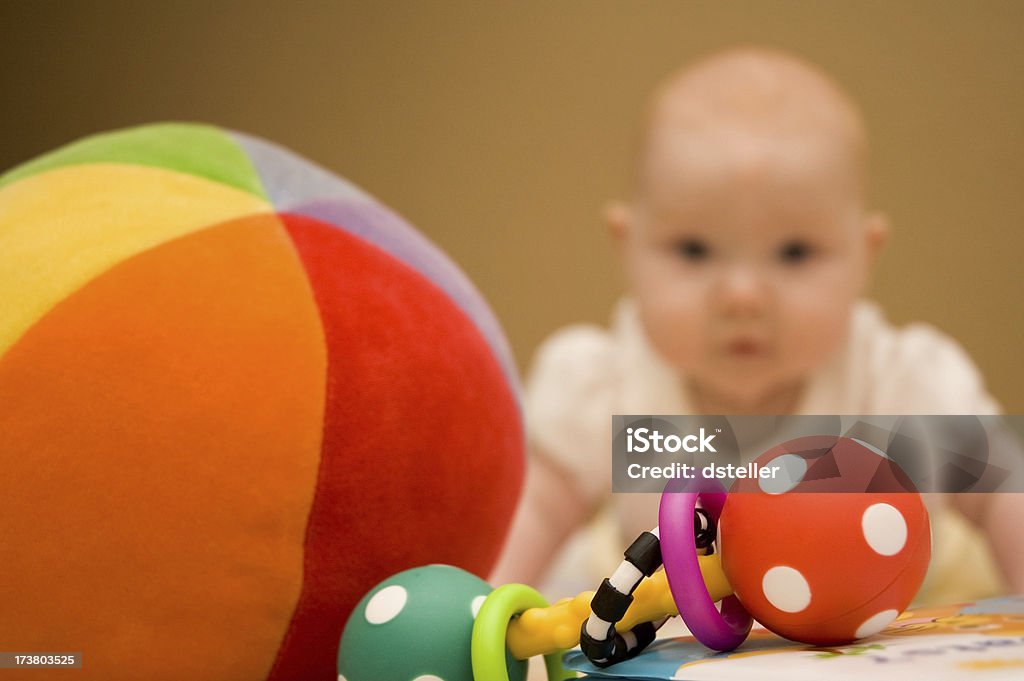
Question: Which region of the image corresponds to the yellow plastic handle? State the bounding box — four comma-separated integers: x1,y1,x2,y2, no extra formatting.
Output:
506,552,732,659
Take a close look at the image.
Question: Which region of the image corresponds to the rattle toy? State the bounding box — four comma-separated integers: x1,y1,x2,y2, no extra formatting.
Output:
338,436,931,680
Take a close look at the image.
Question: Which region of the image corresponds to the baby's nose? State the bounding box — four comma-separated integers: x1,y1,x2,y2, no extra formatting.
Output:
717,266,769,317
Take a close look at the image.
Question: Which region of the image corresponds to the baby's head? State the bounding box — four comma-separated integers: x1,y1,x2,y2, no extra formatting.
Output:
609,47,888,411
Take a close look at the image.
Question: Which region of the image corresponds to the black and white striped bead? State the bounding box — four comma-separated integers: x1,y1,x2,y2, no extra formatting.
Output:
579,527,664,667
580,507,716,668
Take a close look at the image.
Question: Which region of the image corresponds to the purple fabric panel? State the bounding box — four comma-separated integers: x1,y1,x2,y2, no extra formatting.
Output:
287,198,520,394
229,131,369,208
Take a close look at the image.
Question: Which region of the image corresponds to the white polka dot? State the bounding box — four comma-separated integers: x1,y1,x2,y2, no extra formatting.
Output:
762,566,811,613
413,676,445,681
338,676,347,681
364,585,407,624
855,609,899,638
471,595,486,618
759,454,807,494
850,438,888,459
862,503,907,556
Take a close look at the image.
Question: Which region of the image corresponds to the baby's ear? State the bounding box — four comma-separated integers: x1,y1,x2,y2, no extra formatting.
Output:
864,211,890,268
605,200,633,249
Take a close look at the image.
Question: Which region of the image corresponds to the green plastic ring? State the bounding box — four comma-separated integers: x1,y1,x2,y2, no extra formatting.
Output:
471,583,570,681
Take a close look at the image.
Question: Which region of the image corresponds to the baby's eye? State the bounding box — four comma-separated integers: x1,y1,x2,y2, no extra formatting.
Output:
778,240,813,264
675,239,709,261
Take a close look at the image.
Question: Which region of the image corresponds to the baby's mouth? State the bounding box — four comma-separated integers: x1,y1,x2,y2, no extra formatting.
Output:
725,337,768,357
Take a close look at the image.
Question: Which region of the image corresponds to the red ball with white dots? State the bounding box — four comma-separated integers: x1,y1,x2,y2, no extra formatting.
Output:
718,436,931,645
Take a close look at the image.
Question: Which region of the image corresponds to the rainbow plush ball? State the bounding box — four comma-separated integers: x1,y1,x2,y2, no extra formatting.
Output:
0,123,523,681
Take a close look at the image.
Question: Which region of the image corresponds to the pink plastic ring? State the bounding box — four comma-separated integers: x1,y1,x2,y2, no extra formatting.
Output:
659,476,752,651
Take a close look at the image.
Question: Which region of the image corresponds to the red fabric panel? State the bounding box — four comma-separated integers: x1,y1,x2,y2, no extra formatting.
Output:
269,214,523,680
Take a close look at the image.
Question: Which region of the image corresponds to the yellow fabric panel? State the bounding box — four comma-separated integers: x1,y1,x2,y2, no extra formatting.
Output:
0,163,271,359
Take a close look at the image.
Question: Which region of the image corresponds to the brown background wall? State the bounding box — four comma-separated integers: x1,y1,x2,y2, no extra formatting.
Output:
2,1,1022,410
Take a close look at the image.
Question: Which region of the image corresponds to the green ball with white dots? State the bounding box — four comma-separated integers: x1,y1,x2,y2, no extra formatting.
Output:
338,564,526,681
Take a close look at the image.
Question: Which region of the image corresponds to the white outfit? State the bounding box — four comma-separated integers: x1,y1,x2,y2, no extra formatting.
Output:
526,298,1006,604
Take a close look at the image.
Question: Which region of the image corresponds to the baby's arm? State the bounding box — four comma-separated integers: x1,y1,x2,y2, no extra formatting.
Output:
870,319,1024,593
493,321,617,586
949,419,1024,593
490,445,594,587
952,492,1024,594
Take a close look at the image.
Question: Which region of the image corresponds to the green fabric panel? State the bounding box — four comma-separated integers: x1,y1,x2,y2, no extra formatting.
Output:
0,122,267,199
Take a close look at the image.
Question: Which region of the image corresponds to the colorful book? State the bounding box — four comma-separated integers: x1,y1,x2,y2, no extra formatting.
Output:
563,596,1024,680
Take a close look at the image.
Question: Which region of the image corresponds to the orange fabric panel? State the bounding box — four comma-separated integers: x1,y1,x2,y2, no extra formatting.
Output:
0,214,325,680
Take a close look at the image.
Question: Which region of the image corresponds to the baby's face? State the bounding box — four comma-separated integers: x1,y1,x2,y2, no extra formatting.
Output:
620,129,880,408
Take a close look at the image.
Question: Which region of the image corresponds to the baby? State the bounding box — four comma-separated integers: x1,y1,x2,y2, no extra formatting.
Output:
492,47,1024,604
